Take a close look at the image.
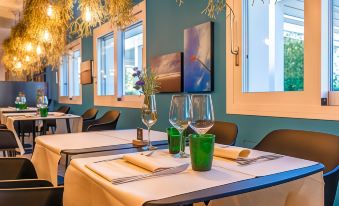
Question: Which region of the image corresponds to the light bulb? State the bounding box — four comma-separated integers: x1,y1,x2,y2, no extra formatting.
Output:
47,5,53,17
25,56,30,62
26,42,32,51
43,30,50,42
13,56,17,61
15,61,22,69
37,46,42,55
85,7,92,22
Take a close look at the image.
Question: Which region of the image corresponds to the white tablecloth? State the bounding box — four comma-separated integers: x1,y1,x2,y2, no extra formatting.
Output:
0,107,37,123
63,149,322,206
4,112,82,155
31,129,167,186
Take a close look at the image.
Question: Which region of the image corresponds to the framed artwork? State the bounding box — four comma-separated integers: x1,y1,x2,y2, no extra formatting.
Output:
184,21,214,92
150,52,183,93
80,60,93,85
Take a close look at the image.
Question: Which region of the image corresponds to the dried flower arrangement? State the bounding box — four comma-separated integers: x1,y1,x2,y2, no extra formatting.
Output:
133,67,160,96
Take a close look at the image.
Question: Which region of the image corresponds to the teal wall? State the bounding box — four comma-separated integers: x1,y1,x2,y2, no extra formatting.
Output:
47,1,338,203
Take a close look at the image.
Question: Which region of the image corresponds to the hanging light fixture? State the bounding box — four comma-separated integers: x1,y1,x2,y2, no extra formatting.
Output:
2,0,136,77
47,4,53,17
36,45,42,55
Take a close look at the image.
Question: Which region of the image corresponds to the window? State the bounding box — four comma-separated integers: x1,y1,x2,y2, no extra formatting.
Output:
98,33,115,96
226,0,339,120
123,22,143,96
93,1,145,108
58,39,82,104
332,0,339,91
243,0,304,92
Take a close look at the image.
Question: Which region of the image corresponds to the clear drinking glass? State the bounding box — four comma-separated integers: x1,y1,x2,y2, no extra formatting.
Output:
169,94,192,158
141,95,158,151
190,94,215,134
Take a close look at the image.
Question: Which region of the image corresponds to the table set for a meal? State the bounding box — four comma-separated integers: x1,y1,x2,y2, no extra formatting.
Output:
62,145,323,206
31,129,168,185
3,112,82,155
27,94,325,206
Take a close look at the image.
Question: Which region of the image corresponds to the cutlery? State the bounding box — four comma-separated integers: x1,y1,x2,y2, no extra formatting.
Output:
93,151,154,164
111,163,189,185
235,154,283,166
92,157,123,164
141,151,155,157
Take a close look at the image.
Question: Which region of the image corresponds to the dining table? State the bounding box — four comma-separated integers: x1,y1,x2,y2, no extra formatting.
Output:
31,129,168,186
0,107,38,123
3,112,82,155
62,145,324,206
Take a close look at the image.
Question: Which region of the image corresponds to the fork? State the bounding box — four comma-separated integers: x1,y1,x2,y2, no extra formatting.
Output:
111,163,189,185
236,154,283,166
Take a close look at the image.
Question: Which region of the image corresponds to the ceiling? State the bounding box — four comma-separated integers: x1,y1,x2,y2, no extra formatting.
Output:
0,0,23,53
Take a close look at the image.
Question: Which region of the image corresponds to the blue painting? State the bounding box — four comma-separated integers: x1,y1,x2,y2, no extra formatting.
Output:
184,22,213,92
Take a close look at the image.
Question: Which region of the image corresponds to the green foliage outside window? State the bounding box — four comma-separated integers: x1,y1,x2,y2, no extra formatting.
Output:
284,37,304,91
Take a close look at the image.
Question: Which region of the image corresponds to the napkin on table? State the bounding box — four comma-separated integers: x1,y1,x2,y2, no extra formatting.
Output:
214,146,250,159
86,153,184,182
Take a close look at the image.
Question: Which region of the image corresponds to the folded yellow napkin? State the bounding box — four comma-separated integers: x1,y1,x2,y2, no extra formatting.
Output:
214,146,250,159
52,112,64,117
86,153,184,182
123,153,181,172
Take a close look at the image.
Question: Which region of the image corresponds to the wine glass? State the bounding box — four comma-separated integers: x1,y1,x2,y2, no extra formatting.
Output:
169,94,192,158
190,94,215,134
141,95,158,151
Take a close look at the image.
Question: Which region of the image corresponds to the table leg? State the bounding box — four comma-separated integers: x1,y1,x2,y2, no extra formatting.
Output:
43,120,47,135
65,154,69,170
18,121,24,146
66,119,71,133
32,120,36,150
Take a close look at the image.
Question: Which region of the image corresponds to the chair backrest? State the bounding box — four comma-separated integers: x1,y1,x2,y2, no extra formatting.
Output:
0,124,7,129
87,110,120,131
0,130,19,154
186,121,238,145
255,129,339,206
255,129,339,173
0,186,63,206
207,121,238,145
0,158,37,180
82,108,98,121
56,106,70,114
0,180,53,188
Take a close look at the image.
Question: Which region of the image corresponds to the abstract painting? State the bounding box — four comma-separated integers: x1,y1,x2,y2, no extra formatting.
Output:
150,52,182,93
184,22,214,92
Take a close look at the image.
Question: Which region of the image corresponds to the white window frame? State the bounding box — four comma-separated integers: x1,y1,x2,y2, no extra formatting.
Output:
93,0,146,108
226,0,339,121
58,38,82,105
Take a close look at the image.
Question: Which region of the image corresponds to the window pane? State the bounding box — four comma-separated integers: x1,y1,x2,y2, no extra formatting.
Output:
97,33,114,96
72,50,81,96
60,55,69,96
243,0,304,92
332,0,339,91
123,22,143,95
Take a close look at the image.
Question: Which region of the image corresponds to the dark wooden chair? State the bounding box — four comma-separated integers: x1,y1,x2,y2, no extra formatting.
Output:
186,121,238,145
0,124,7,129
0,158,37,180
82,108,99,132
0,180,63,206
0,130,19,157
47,106,71,133
207,121,238,145
87,110,120,131
254,129,339,206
